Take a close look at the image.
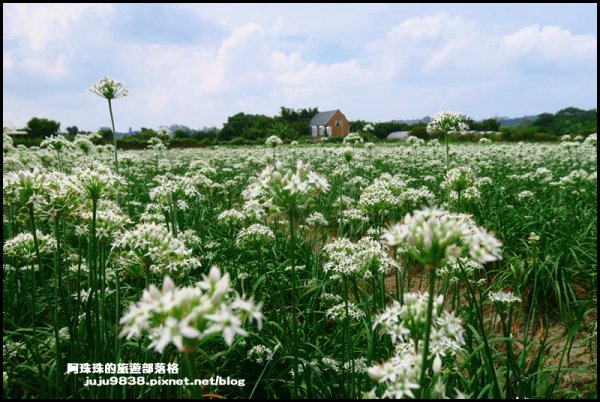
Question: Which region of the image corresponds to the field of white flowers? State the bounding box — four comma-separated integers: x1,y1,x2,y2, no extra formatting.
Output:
3,133,597,399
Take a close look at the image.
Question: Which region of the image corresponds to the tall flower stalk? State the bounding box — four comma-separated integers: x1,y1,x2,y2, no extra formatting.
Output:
382,207,502,397
244,160,329,397
427,110,469,172
89,76,129,175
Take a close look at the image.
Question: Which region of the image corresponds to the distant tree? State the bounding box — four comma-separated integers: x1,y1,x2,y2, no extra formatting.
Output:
173,129,190,139
268,120,295,140
279,106,319,123
25,117,60,138
349,119,369,132
138,128,158,141
220,113,272,141
410,123,429,139
465,118,501,132
532,113,555,131
479,118,500,132
98,128,114,143
66,126,79,136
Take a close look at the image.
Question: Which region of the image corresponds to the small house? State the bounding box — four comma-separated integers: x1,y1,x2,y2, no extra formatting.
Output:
309,109,349,138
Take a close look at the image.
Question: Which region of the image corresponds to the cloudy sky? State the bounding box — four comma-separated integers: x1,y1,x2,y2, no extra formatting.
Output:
3,3,597,132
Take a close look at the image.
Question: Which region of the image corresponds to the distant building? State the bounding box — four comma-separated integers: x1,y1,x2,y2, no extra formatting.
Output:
309,109,349,138
386,131,410,141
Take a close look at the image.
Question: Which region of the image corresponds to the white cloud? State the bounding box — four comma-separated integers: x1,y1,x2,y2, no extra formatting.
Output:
388,14,473,41
2,5,597,130
4,4,114,78
502,25,597,60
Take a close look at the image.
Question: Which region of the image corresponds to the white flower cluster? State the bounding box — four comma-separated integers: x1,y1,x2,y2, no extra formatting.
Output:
119,267,264,352
78,200,132,241
342,208,369,228
516,190,535,200
69,162,126,202
437,257,484,280
235,224,275,247
407,136,425,146
382,207,502,267
367,292,465,399
157,126,172,138
528,232,540,246
247,344,274,364
427,110,469,134
217,209,245,226
323,236,399,278
3,167,49,206
489,291,522,304
244,161,329,216
148,175,200,210
88,76,129,100
321,357,341,373
399,187,436,211
265,136,283,147
111,222,198,277
73,134,96,155
552,169,591,188
40,135,74,152
325,302,366,321
343,132,364,145
583,133,596,146
306,211,329,227
4,230,57,261
442,166,475,190
358,175,406,214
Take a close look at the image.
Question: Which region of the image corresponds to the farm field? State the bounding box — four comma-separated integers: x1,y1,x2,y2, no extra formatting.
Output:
3,136,597,399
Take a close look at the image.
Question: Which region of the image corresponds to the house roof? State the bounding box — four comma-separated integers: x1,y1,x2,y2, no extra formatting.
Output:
309,110,339,127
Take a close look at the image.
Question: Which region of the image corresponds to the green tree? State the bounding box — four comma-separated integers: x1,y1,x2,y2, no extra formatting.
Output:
25,117,60,138
66,126,79,136
98,128,114,143
173,129,191,139
410,123,429,139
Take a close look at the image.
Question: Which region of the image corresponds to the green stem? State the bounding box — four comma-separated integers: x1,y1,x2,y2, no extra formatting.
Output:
419,269,436,398
289,210,300,398
445,131,449,172
108,99,119,175
184,352,201,398
343,276,354,398
28,205,46,397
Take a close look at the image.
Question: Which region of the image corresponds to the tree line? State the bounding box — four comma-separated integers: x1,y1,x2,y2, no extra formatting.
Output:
8,107,597,148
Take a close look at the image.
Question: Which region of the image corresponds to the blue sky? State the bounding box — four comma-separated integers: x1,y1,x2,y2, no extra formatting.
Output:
3,3,597,132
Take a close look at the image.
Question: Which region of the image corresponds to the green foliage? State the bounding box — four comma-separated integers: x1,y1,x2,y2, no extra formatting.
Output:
410,123,429,139
220,113,271,141
466,118,501,132
279,106,319,123
65,126,79,136
25,117,60,138
219,108,318,142
137,127,158,140
529,107,596,136
173,129,191,139
97,128,114,143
